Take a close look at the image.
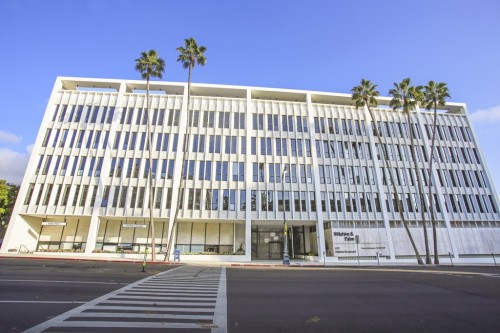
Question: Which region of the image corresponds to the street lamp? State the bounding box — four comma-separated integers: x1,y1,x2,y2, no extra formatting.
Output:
282,166,290,265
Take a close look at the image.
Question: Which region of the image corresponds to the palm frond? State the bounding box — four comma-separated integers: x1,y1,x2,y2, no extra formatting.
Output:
177,37,207,71
350,79,379,109
134,49,165,81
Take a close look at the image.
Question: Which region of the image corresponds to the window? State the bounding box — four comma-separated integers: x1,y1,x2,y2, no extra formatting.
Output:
240,190,246,211
42,184,53,206
212,189,219,210
154,187,162,209
165,188,172,209
137,187,145,208
78,185,89,207
42,156,52,175
58,105,68,122
167,159,174,179
78,157,86,176
95,157,103,177
112,186,120,208
41,129,51,147
61,185,71,206
130,187,138,208
310,192,316,212
74,105,83,122
76,130,85,149
70,156,79,176
321,192,327,212
329,192,335,212
52,156,61,176
305,140,311,157
230,190,236,211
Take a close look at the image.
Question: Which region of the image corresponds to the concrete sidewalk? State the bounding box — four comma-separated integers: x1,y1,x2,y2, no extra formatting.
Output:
1,252,498,268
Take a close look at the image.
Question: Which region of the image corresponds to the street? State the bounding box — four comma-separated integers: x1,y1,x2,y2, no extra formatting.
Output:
0,258,176,332
227,266,500,332
1,258,500,332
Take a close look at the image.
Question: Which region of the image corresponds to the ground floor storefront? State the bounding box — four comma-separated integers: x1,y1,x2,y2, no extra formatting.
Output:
3,214,500,264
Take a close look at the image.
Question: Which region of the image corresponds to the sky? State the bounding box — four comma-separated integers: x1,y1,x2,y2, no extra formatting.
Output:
1,0,500,195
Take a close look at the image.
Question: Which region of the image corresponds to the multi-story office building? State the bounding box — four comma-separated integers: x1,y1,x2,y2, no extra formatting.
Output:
2,77,499,263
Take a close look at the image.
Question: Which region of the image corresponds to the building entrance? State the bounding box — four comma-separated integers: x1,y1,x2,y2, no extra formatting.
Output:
251,225,306,260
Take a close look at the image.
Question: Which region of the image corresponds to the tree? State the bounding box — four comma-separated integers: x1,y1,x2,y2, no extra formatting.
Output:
165,38,207,261
352,79,423,265
0,180,9,226
422,81,450,265
135,50,165,261
389,78,431,264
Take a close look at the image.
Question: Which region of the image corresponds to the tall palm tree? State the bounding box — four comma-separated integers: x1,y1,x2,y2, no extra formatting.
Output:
165,38,207,261
352,79,423,265
422,81,450,265
135,50,165,262
389,78,431,264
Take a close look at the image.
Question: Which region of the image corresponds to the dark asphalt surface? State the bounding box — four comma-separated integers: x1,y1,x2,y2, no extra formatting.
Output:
0,258,178,332
227,266,500,333
1,258,500,332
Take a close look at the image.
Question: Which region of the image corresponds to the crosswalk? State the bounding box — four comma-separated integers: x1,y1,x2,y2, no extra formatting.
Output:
24,265,227,333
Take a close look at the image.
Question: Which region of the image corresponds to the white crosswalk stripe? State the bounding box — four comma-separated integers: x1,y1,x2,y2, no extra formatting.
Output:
23,265,227,333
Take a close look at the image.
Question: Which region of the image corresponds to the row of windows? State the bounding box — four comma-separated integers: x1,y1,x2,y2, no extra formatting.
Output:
189,111,246,129
314,117,367,136
424,124,473,143
253,114,308,132
34,149,489,197
24,180,498,216
41,129,110,149
444,194,498,214
51,104,473,144
373,120,474,145
437,169,489,189
119,108,180,126
41,125,480,167
52,105,115,124
432,145,481,165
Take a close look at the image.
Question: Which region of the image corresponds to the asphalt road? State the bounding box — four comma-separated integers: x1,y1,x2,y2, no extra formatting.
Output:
1,258,500,332
0,258,177,332
227,266,500,333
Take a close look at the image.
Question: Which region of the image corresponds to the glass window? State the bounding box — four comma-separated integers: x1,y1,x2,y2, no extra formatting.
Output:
240,190,246,211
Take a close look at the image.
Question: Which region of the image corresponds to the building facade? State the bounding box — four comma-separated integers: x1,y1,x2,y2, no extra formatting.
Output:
2,77,500,263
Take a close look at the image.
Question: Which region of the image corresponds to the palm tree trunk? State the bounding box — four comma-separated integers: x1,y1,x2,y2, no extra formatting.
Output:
165,62,193,261
407,111,431,264
367,105,423,265
428,102,440,264
146,78,156,261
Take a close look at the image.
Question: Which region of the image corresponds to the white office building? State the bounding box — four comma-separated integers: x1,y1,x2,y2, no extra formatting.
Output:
2,77,499,263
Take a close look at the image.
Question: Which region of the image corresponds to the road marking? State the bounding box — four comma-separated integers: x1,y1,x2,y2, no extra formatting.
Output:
0,301,85,304
213,265,227,333
23,265,228,333
273,267,500,278
0,279,124,285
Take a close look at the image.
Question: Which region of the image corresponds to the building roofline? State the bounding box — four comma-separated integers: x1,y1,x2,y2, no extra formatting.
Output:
56,76,466,113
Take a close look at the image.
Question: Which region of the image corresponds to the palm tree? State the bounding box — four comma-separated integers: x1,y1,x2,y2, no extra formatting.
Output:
422,81,450,265
389,78,431,264
135,50,165,262
352,79,423,265
165,38,207,261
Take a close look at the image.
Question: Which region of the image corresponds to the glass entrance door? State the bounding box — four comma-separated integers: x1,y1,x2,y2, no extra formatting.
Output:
252,226,283,260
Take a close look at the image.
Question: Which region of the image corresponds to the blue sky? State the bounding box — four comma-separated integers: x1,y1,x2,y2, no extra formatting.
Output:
1,0,500,194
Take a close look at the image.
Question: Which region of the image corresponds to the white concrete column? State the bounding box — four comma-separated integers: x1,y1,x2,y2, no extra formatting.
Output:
305,93,326,261
244,88,253,262
166,83,189,256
